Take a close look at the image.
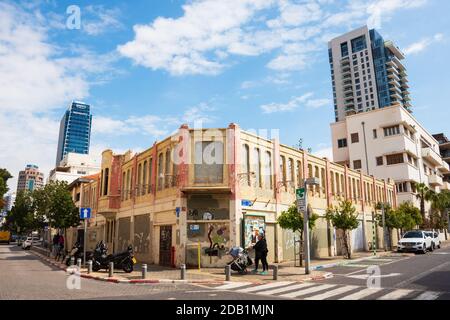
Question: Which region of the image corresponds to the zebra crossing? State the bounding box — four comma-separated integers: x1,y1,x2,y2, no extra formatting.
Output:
211,281,442,300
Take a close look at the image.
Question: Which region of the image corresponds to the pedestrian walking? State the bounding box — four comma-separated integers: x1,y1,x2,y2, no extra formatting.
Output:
53,234,60,259
252,234,269,275
56,233,65,261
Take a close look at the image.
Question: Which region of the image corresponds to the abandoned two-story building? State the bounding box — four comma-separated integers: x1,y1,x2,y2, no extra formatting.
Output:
67,123,396,268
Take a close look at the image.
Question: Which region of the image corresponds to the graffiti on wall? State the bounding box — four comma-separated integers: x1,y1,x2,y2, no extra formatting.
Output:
134,215,150,254
204,224,228,257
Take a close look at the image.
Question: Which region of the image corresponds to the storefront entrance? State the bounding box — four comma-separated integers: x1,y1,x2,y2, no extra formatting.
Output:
159,225,172,267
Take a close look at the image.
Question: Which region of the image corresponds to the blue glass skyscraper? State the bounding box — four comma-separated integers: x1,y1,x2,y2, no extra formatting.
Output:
55,101,92,166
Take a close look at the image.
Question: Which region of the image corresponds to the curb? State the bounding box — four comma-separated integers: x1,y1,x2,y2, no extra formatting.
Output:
30,248,332,286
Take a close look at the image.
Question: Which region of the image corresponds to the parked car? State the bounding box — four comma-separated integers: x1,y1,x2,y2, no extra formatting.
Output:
17,236,27,246
22,237,38,250
425,231,441,250
397,230,433,254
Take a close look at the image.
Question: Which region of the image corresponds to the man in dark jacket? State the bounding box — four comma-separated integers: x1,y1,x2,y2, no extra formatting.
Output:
252,235,269,275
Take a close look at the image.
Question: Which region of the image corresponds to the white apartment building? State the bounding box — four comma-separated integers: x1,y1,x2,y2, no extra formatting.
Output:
331,105,449,213
328,26,411,122
48,152,100,185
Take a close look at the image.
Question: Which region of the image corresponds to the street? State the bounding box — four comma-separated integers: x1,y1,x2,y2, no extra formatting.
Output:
1,244,449,300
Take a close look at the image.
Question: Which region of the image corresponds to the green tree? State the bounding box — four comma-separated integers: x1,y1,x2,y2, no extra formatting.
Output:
34,181,80,230
430,190,450,238
396,201,422,234
4,191,35,235
0,169,13,208
376,202,402,250
414,183,435,224
325,200,359,259
278,203,318,266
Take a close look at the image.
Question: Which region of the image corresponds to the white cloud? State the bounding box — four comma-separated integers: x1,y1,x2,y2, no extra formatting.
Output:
260,92,314,113
260,93,330,113
404,33,444,55
0,2,116,190
83,5,123,36
118,0,428,75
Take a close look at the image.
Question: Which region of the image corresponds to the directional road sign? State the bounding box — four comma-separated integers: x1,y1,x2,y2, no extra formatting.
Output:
80,208,91,219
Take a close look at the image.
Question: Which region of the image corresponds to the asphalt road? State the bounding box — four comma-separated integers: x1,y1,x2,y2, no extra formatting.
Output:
0,244,270,300
1,243,449,300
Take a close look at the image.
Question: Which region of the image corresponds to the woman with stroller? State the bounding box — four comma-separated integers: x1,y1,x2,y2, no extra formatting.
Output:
252,234,269,275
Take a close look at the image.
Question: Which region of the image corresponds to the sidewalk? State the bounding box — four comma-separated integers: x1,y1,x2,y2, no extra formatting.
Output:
31,240,450,286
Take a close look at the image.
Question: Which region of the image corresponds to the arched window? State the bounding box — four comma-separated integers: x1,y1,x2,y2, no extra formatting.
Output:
158,153,164,190
126,169,130,200
242,144,250,186
321,168,326,197
264,151,272,189
296,161,303,187
143,161,147,195
122,171,126,200
103,168,109,196
137,163,142,196
148,158,153,193
165,149,171,188
280,156,286,191
331,171,335,196
288,158,294,190
253,148,261,188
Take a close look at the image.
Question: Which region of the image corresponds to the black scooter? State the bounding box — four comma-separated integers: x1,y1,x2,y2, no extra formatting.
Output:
92,241,135,273
65,242,93,266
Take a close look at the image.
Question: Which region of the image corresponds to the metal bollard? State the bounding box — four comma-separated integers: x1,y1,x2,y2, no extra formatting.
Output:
77,258,82,269
109,262,114,277
225,265,231,281
70,257,75,266
87,260,93,274
180,264,186,280
273,265,278,281
142,264,147,279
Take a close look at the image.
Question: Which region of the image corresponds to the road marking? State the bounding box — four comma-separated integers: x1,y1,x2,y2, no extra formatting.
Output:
432,252,450,255
237,281,294,293
279,284,336,299
258,283,316,296
371,258,394,262
214,282,252,290
347,273,401,280
377,289,414,300
342,264,371,268
339,288,383,300
305,285,358,300
414,291,441,300
394,261,450,289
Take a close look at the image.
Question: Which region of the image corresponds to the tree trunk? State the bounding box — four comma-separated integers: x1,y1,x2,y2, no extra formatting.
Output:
420,198,426,223
343,230,351,259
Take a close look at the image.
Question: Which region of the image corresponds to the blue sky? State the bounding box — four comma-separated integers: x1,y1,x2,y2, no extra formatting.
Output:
1,0,449,190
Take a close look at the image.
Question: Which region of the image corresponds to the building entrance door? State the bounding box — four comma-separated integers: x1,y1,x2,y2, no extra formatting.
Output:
159,225,172,267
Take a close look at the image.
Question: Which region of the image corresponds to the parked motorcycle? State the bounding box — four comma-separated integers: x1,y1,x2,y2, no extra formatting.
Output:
92,241,135,273
65,242,93,266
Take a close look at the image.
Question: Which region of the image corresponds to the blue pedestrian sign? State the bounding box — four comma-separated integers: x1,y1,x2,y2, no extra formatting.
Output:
80,208,91,219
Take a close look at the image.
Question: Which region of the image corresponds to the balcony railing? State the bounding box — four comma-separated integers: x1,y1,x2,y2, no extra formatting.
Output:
422,147,443,166
429,174,443,187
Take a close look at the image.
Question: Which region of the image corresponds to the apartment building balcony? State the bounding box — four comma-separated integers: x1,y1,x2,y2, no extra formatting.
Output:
429,173,443,187
389,77,402,88
389,85,402,96
390,91,402,101
401,87,410,95
341,57,350,66
404,101,412,109
385,41,406,60
438,160,450,174
403,95,411,101
342,74,352,81
387,71,401,83
401,82,410,89
442,181,450,191
343,84,353,92
422,147,443,166
343,79,352,86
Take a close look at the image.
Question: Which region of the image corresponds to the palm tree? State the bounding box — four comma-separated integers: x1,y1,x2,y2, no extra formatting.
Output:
414,183,436,224
431,190,450,239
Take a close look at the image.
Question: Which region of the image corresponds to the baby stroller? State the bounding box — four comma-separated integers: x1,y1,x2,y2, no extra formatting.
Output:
227,246,253,274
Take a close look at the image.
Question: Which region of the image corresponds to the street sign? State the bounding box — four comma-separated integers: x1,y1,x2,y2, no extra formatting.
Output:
80,208,91,219
296,188,306,200
176,207,181,218
241,199,253,207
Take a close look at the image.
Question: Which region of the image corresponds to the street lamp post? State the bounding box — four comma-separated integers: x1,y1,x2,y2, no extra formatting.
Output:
381,203,387,251
297,177,320,275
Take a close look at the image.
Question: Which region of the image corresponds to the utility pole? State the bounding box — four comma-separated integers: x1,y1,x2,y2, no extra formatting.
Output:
381,203,387,251
303,180,311,275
